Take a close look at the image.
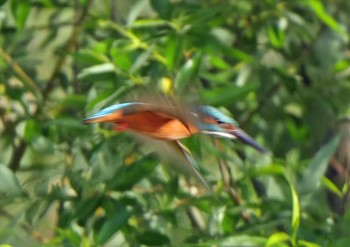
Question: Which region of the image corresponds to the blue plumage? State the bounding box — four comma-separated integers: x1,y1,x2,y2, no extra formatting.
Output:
195,106,238,126
83,102,144,122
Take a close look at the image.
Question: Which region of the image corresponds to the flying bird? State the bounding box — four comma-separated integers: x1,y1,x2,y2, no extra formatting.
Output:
84,102,267,152
83,101,267,189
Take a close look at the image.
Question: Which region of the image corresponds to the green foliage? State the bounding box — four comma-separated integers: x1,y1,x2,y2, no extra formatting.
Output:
1,0,350,246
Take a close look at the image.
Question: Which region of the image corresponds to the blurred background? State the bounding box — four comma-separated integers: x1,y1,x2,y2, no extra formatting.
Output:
1,0,350,246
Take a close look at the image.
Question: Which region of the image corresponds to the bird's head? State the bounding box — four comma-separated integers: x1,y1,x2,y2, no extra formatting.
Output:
194,106,268,153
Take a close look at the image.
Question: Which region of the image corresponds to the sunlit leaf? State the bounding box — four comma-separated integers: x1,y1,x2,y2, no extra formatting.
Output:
307,0,347,38
78,63,116,80
267,25,285,48
288,178,300,240
321,176,342,197
249,164,285,177
266,232,290,247
10,0,30,30
209,55,231,70
24,119,41,142
298,239,322,247
131,19,169,28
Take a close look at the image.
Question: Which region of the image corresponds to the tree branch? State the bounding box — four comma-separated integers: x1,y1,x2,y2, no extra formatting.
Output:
7,0,93,172
0,48,41,99
41,0,93,103
214,139,250,223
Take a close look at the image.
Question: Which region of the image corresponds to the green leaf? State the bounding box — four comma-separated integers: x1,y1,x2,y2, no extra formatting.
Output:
74,197,102,224
289,179,300,240
218,235,267,246
31,136,55,153
48,118,85,130
24,119,41,142
60,94,87,109
209,55,231,70
137,230,170,246
225,47,253,62
131,19,168,28
6,87,23,100
298,239,322,247
78,63,116,80
129,46,154,74
10,0,31,30
321,176,342,197
249,164,285,177
150,0,173,19
111,48,133,71
0,0,7,7
126,0,148,25
165,32,183,71
266,232,290,247
25,200,42,225
267,25,285,48
72,49,109,67
221,212,235,234
300,135,340,194
96,203,130,245
108,154,158,191
174,53,202,92
0,165,22,197
307,0,347,38
79,0,89,5
199,82,259,106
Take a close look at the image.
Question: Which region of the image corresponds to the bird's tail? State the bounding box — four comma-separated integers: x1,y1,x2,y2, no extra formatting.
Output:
83,104,127,124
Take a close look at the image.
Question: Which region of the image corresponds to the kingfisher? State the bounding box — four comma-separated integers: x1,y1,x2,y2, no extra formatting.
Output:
83,101,267,188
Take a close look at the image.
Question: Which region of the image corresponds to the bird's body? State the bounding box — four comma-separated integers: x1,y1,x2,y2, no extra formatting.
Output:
84,102,267,153
84,101,267,190
84,102,198,139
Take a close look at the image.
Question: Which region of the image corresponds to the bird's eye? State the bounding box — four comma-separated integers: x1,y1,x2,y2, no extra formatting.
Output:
216,119,225,124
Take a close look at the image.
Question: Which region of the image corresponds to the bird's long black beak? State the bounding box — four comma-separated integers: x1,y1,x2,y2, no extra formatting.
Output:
231,129,268,153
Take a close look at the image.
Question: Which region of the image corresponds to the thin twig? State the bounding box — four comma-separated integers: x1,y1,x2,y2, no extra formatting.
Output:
0,48,41,98
41,0,93,103
214,139,250,223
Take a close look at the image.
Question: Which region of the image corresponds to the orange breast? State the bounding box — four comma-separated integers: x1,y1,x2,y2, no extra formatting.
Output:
116,111,198,140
